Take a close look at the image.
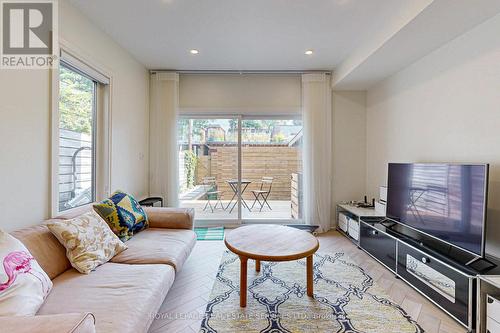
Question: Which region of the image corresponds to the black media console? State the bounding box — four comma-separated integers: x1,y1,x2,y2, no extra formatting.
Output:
337,204,500,332
360,220,476,330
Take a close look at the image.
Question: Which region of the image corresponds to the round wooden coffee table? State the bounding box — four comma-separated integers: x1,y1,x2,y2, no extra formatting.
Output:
224,224,319,307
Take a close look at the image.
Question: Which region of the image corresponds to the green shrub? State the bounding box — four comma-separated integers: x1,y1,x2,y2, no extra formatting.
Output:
184,151,197,189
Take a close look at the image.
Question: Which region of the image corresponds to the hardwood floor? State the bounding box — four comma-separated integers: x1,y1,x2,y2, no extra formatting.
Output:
148,230,468,333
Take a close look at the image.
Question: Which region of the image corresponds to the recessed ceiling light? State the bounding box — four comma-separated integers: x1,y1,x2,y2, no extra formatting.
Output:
190,49,199,55
305,50,314,55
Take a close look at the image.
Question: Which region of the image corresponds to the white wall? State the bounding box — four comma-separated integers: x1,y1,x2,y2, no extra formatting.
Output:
0,0,149,231
332,91,367,209
366,12,500,256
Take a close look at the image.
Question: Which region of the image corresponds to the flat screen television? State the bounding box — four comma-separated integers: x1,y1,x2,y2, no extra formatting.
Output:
386,163,489,256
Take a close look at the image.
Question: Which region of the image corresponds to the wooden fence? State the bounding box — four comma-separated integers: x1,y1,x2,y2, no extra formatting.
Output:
195,146,302,200
58,129,92,210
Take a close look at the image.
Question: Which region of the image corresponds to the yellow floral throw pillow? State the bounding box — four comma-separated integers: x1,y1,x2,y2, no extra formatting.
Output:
46,211,127,274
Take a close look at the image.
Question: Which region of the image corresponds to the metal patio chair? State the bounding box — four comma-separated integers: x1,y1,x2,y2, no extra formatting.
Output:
202,176,224,213
250,176,274,212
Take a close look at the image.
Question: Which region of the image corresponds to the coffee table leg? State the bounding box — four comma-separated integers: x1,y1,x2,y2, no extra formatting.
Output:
240,256,248,307
255,260,260,272
307,255,313,297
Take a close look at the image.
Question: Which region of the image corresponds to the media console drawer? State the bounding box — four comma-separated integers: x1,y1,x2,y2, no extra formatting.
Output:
359,223,396,272
348,219,359,241
338,213,349,232
397,242,472,326
487,316,500,333
487,295,500,329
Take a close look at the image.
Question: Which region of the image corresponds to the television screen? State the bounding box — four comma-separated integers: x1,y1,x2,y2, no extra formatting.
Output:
387,163,488,256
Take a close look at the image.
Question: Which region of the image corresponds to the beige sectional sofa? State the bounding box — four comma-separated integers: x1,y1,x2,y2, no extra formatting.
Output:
0,205,196,333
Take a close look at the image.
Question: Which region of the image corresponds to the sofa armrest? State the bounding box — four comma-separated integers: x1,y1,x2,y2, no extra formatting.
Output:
143,207,194,230
0,313,95,333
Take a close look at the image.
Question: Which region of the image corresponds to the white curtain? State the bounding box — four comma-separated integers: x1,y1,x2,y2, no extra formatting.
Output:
302,73,333,233
149,72,179,207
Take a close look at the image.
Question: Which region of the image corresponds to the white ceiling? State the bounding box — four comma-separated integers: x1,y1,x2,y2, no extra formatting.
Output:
67,0,415,71
67,0,500,88
333,0,500,89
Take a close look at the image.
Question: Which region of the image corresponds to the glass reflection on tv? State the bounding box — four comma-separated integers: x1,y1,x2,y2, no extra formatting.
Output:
387,163,488,256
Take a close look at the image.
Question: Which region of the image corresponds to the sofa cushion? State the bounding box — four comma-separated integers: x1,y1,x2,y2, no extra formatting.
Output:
0,229,53,316
46,211,127,274
143,207,194,230
111,228,196,271
93,191,149,241
37,263,175,333
11,224,71,280
0,313,95,333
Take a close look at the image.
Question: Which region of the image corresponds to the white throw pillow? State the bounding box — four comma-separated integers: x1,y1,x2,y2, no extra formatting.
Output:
46,210,127,274
0,229,53,316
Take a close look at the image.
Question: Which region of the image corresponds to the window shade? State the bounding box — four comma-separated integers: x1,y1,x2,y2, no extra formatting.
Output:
60,49,110,85
179,74,302,115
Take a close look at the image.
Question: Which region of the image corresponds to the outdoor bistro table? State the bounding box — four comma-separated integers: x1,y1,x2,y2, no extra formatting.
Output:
226,179,252,213
225,224,319,307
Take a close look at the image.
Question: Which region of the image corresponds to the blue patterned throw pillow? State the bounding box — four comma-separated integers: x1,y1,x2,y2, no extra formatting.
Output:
93,190,149,241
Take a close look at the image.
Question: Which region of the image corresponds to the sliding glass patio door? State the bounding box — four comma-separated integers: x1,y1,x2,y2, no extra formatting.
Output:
240,118,303,221
177,117,240,222
177,115,303,225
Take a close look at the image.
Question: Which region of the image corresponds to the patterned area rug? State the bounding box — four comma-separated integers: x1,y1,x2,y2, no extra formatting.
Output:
194,227,225,241
200,251,423,333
